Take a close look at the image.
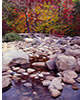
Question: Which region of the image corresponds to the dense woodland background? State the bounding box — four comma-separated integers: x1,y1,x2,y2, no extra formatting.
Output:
2,0,80,36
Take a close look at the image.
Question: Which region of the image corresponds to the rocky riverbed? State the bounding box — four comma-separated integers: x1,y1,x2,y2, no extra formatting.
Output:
2,33,80,100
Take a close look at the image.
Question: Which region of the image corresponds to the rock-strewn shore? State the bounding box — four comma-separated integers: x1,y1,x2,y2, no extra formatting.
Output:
2,33,80,98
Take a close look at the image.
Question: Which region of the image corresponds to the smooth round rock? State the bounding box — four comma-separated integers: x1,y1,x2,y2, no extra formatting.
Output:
72,84,79,90
50,89,61,98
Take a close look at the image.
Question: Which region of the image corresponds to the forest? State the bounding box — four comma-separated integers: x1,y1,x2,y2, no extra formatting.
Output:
2,0,80,36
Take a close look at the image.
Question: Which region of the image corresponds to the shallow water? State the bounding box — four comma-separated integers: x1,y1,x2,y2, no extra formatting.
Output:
2,77,80,100
2,57,80,100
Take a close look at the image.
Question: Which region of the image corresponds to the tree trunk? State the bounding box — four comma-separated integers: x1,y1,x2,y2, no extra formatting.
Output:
24,11,30,33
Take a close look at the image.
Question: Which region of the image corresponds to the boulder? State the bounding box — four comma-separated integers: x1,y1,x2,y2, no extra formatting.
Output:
62,70,78,79
64,49,80,58
55,54,77,71
45,59,56,70
2,49,30,69
51,78,63,90
70,37,80,45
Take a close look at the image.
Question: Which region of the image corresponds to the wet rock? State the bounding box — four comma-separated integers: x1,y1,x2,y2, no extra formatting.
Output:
23,82,32,87
63,76,76,84
42,80,51,86
45,59,56,70
2,75,11,89
50,88,61,98
62,70,78,79
27,68,35,73
57,72,62,77
72,83,78,90
2,49,30,69
76,77,80,83
32,62,45,67
55,54,77,71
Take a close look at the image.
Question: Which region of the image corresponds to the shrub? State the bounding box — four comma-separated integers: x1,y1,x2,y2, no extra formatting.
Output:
3,33,23,42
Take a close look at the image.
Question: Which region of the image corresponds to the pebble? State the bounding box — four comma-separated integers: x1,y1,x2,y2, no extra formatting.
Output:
35,76,39,79
21,80,26,83
22,72,29,76
38,73,44,78
57,73,62,77
42,80,51,86
33,91,37,95
23,82,32,87
32,62,45,67
27,68,35,73
7,69,13,74
12,67,20,71
17,69,25,73
30,74,37,78
14,73,21,77
41,72,50,75
72,83,78,90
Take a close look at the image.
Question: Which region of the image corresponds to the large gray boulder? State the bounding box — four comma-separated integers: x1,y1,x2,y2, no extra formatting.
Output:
55,54,78,71
64,49,80,58
2,49,30,68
